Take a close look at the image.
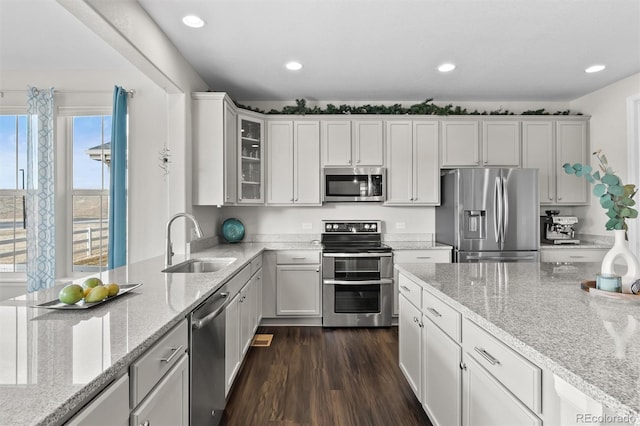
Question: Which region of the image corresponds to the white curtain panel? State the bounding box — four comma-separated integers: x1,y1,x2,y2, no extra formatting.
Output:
26,87,55,292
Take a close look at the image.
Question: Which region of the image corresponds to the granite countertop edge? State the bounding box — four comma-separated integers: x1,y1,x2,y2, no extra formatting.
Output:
394,264,639,423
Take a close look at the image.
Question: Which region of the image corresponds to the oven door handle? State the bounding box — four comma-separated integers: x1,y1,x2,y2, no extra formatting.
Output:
322,252,393,258
323,279,393,286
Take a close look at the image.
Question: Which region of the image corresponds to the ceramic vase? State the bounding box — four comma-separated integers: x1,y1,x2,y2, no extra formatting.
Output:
601,229,640,293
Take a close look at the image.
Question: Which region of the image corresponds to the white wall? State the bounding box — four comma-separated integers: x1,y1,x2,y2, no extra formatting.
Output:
571,73,640,236
211,205,434,237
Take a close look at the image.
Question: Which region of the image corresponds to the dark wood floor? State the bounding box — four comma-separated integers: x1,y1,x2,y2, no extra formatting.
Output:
222,326,432,426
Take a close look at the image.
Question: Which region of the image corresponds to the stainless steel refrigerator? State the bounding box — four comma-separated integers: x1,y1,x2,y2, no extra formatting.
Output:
436,168,540,262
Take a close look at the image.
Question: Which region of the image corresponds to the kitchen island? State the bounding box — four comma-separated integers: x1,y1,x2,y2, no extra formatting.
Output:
0,242,318,426
396,261,640,424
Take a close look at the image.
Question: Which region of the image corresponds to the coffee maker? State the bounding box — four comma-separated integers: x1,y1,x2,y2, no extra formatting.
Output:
541,210,580,244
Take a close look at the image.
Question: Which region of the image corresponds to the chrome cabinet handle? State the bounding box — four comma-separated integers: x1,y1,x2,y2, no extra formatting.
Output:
459,361,467,370
426,307,442,318
140,421,149,426
160,345,184,364
416,256,432,259
474,347,500,365
413,317,424,328
400,285,411,292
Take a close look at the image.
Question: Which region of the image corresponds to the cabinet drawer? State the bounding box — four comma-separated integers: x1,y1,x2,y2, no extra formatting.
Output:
422,290,461,342
277,250,320,264
130,319,188,407
250,255,263,275
540,248,607,263
463,319,542,413
398,274,422,309
394,249,451,263
226,264,251,298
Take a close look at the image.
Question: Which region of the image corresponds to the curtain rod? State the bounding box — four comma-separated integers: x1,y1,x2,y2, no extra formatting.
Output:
0,89,135,98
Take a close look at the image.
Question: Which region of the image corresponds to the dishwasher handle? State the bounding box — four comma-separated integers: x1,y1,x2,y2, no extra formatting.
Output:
191,292,229,330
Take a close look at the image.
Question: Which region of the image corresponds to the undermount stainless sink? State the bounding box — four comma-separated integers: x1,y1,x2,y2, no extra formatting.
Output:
162,258,236,273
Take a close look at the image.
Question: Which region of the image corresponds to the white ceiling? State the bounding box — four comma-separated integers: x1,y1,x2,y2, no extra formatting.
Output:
1,0,639,103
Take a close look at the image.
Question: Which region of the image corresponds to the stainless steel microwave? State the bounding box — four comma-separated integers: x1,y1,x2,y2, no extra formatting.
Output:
323,167,386,202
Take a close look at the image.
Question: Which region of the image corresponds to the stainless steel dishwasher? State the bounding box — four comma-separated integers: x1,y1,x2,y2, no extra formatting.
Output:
190,285,229,425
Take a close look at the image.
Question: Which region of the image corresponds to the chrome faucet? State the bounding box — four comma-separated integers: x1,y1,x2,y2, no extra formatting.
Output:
165,213,204,267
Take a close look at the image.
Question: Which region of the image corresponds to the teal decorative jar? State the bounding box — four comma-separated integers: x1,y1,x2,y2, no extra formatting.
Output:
222,218,245,243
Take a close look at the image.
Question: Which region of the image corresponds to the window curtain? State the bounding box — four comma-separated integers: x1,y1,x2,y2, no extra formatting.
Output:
108,86,128,269
26,87,55,292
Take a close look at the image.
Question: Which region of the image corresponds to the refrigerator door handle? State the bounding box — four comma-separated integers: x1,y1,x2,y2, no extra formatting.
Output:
493,177,500,243
502,175,509,243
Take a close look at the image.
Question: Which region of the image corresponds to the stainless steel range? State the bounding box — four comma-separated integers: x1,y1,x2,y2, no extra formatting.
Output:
321,220,393,327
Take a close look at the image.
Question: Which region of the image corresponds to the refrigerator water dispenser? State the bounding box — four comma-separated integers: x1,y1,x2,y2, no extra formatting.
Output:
464,210,486,239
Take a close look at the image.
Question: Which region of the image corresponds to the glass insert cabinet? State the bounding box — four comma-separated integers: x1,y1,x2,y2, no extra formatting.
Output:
238,114,264,203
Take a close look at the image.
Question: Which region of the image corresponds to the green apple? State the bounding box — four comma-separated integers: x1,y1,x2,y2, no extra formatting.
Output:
58,284,84,305
82,277,103,289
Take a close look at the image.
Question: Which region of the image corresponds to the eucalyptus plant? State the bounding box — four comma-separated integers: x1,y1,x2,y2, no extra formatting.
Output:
564,150,638,231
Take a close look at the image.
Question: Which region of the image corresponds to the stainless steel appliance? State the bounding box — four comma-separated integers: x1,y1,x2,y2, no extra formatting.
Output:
322,220,393,327
435,168,540,262
541,210,580,244
190,286,229,425
323,167,385,202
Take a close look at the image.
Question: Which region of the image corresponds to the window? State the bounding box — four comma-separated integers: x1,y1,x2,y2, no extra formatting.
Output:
0,115,28,273
71,115,111,272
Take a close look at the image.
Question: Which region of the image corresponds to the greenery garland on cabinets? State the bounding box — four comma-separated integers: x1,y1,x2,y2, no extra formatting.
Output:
235,98,581,116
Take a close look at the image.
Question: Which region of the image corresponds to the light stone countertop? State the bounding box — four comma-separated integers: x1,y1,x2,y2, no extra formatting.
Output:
0,242,321,426
394,261,640,422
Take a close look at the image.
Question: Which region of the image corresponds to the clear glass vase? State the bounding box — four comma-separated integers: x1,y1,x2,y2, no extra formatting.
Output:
601,229,640,293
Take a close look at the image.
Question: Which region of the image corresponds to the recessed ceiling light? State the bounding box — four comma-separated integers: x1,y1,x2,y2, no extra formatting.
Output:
286,61,303,71
438,63,456,73
585,65,606,73
182,15,205,28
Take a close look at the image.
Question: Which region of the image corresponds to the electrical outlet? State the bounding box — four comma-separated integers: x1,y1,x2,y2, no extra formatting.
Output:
395,222,406,229
302,222,312,230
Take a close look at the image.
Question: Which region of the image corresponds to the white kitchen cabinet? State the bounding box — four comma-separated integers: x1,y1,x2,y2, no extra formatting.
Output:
523,119,589,205
238,113,265,204
267,120,321,205
482,121,520,166
225,292,241,396
540,247,608,263
322,119,384,167
130,354,189,426
441,120,480,167
276,264,321,316
386,120,439,205
423,317,461,426
192,92,237,206
462,354,541,426
67,374,129,426
399,293,422,400
240,271,262,356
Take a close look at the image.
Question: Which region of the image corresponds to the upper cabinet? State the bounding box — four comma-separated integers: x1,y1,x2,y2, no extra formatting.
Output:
192,93,237,206
441,120,520,167
322,119,384,167
386,120,439,205
267,120,321,205
238,114,265,204
523,119,589,205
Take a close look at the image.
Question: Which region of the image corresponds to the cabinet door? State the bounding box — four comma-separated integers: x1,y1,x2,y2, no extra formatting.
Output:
353,120,384,166
322,120,352,166
276,265,321,316
240,281,254,357
555,121,589,205
294,121,321,204
225,293,240,396
130,354,189,426
399,294,422,400
483,121,521,166
224,102,238,204
423,318,461,426
441,121,480,167
267,121,294,204
255,269,263,325
238,115,265,203
462,354,541,426
413,121,440,204
67,375,129,426
522,121,554,204
385,121,414,204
